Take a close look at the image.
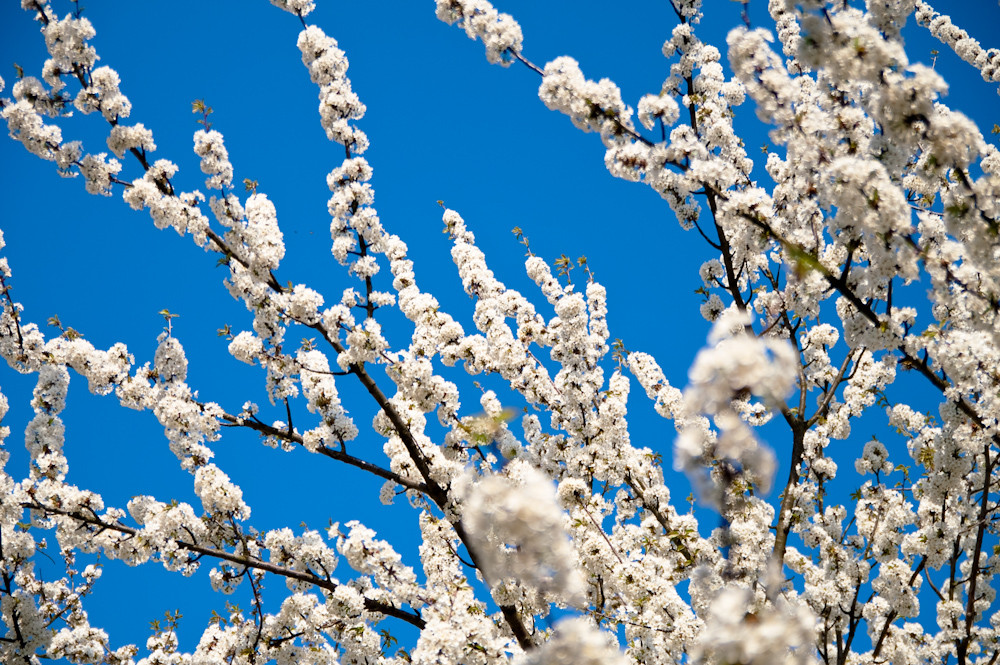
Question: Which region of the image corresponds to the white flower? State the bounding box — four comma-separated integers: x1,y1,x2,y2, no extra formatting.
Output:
75,66,132,120
228,331,263,365
539,56,634,146
690,588,818,665
194,464,249,519
460,463,586,604
193,129,233,190
638,93,680,130
107,123,155,158
436,0,524,66
855,439,892,475
270,0,315,16
287,285,324,324
78,152,122,195
517,618,627,665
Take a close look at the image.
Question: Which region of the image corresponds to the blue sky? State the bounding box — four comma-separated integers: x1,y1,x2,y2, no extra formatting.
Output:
2,0,1000,657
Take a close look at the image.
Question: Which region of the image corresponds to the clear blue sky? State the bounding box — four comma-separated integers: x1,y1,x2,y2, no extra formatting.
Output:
2,0,999,657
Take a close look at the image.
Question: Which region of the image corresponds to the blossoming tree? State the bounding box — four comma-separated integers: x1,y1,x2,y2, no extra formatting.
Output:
2,0,1000,663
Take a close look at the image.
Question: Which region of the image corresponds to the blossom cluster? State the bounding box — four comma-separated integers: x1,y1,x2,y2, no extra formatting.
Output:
435,0,524,66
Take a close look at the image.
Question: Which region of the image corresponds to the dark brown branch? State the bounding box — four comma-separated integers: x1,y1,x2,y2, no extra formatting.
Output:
218,410,428,494
957,442,995,663
806,349,859,428
24,501,426,629
768,422,806,593
871,557,928,659
0,275,26,363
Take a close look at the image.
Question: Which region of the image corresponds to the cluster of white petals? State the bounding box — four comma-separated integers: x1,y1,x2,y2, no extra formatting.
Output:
122,160,211,247
915,0,1000,95
240,193,286,275
298,348,358,448
75,67,132,121
539,57,634,146
77,151,121,195
297,25,367,152
677,310,796,501
690,588,818,665
269,0,315,17
435,0,524,65
459,463,585,604
107,123,155,158
517,617,628,665
42,13,96,72
1,99,80,169
193,129,233,190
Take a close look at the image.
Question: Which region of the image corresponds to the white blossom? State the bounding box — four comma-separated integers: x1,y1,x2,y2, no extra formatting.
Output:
460,464,586,605
435,0,524,65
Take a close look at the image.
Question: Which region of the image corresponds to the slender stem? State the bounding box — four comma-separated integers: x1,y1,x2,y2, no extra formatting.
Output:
219,410,429,494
